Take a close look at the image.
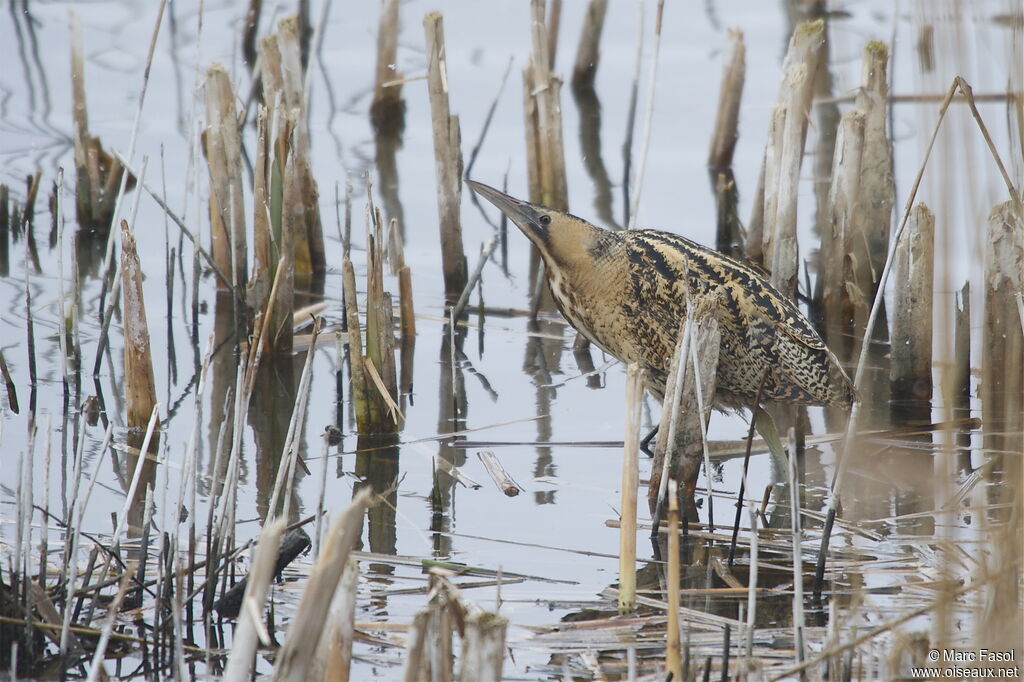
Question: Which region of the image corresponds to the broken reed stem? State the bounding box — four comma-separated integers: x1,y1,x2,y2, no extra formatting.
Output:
665,479,682,682
851,41,895,305
526,0,569,211
204,64,248,293
707,29,746,170
261,16,326,293
460,610,509,682
619,364,643,613
121,221,159,438
362,204,401,431
821,110,866,355
982,201,1024,458
314,557,359,682
342,256,371,430
626,0,665,230
571,0,608,90
762,19,824,297
273,490,373,682
221,518,286,682
890,203,935,402
423,12,468,298
398,264,415,339
250,106,273,314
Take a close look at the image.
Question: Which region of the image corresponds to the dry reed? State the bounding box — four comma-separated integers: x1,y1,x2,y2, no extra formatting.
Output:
758,19,824,296
890,203,935,403
707,29,746,171
424,11,468,298
272,490,372,681
618,364,643,613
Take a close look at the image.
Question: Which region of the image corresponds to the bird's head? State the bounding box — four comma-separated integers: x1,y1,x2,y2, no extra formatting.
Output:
467,180,611,272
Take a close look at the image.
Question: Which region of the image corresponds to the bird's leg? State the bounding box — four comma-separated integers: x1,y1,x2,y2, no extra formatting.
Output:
639,425,659,458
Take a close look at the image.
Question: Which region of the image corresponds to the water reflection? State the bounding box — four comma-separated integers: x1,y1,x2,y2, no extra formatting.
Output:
572,82,620,231
353,432,400,583
523,318,565,505
432,322,467,556
250,355,302,522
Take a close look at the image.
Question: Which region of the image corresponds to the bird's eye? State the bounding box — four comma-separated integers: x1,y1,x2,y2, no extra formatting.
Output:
539,214,551,226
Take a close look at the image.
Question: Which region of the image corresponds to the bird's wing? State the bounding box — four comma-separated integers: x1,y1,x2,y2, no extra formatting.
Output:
766,296,829,351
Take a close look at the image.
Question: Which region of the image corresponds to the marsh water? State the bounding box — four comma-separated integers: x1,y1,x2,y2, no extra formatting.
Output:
0,0,1020,679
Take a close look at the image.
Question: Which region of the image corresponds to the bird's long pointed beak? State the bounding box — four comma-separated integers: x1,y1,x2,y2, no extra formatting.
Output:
466,180,547,237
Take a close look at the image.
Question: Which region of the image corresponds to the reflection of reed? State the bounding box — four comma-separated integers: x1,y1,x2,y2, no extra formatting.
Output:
523,319,564,505
572,84,620,231
432,323,467,555
354,433,400,579
250,356,299,522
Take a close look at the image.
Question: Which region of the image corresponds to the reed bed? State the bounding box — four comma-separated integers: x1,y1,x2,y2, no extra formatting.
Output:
0,2,1019,681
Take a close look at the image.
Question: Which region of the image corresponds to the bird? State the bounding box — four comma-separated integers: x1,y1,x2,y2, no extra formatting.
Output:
467,180,855,412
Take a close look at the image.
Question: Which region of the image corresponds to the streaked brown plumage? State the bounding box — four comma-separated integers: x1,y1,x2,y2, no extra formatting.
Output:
468,180,855,410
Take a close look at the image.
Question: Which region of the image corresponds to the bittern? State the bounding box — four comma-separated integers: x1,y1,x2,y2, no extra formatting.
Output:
467,180,855,414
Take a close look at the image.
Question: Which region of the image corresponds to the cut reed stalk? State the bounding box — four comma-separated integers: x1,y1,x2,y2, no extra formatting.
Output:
851,41,895,306
402,610,430,681
264,16,326,288
890,203,935,402
423,11,468,298
314,557,359,682
459,610,509,682
121,221,159,439
203,64,247,293
760,19,824,297
370,0,404,131
342,256,371,429
249,105,273,313
618,364,643,613
524,0,569,245
571,0,607,90
546,0,561,69
222,518,286,682
272,489,372,681
821,110,866,357
665,480,682,682
707,29,746,171
982,200,1023,459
